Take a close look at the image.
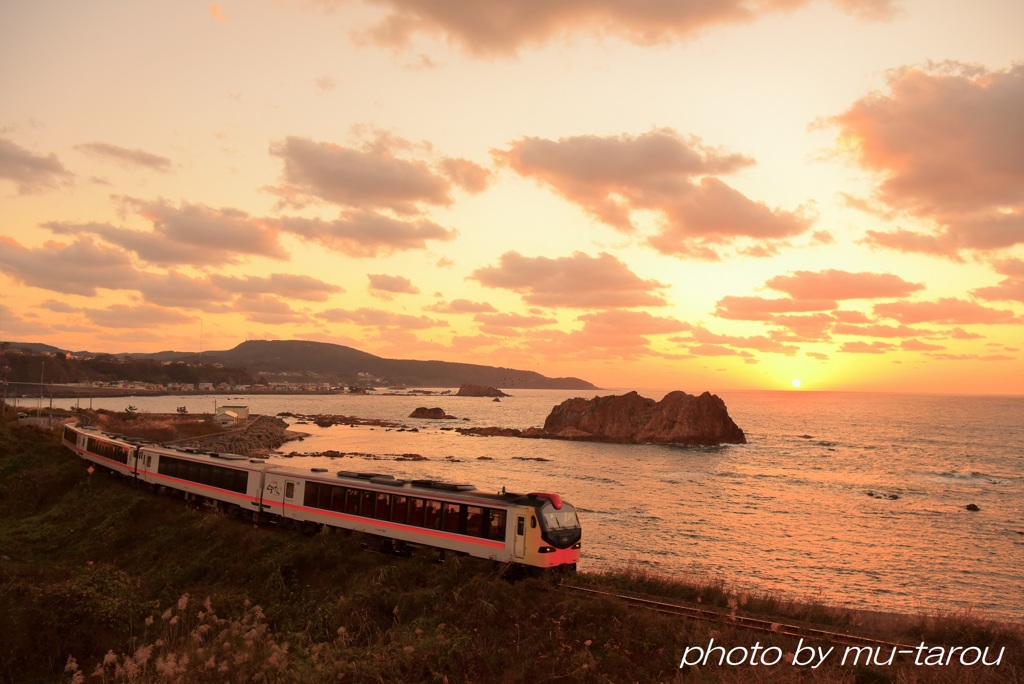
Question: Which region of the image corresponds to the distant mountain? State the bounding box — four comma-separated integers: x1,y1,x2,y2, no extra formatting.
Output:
132,340,599,390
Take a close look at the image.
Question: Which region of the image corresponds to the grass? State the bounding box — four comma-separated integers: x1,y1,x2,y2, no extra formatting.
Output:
1,414,1020,683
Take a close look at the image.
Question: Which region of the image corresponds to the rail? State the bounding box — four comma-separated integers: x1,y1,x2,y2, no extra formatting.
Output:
560,583,922,652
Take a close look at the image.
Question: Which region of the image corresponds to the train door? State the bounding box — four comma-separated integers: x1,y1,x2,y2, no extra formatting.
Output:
283,479,298,519
514,513,526,559
137,448,153,483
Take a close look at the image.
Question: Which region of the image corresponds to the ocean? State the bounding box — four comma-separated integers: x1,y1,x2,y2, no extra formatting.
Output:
67,389,1023,622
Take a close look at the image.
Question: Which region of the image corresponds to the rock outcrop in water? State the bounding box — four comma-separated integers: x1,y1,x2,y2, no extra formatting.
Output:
541,390,746,445
455,384,509,397
409,407,456,419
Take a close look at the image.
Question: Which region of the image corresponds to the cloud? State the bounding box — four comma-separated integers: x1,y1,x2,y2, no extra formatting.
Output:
647,177,812,258
428,298,498,314
682,326,801,354
577,309,690,336
137,271,230,309
313,76,336,92
495,129,809,258
84,303,194,328
474,312,557,336
270,135,464,213
839,340,895,353
833,63,1024,256
714,295,837,320
232,294,310,325
471,251,668,308
39,299,78,314
318,307,447,330
831,0,900,20
438,157,492,193
901,339,946,351
971,258,1024,303
368,273,420,294
211,273,344,301
46,199,288,267
338,0,902,56
0,236,138,295
0,138,71,193
76,142,172,172
765,269,924,300
832,322,929,338
874,297,1020,325
277,211,455,257
926,352,1016,362
687,343,755,358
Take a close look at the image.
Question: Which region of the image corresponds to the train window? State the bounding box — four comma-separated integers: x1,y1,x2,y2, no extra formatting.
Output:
285,481,295,500
344,488,360,515
330,486,346,512
391,496,409,524
374,492,391,519
516,516,524,536
424,500,442,529
465,506,483,537
209,466,225,490
442,503,461,533
407,498,425,527
303,481,318,506
360,490,375,517
486,509,507,541
318,483,333,510
145,455,152,468
531,516,537,529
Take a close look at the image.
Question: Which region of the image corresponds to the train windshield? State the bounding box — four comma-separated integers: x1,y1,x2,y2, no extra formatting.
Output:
538,502,579,530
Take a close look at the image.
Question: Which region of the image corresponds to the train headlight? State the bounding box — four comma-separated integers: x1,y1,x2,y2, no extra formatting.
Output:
538,546,555,553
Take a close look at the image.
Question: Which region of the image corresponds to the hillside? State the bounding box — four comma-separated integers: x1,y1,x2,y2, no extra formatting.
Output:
153,340,599,389
2,339,599,390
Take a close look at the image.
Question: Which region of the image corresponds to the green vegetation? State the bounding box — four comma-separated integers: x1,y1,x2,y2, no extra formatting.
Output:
1,417,1020,683
0,346,255,388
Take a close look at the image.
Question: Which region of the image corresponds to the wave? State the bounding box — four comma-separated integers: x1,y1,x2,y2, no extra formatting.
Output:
937,469,994,480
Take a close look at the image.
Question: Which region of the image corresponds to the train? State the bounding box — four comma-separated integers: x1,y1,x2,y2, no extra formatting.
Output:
61,422,581,573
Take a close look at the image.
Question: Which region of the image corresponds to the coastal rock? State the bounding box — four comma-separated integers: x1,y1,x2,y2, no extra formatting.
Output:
455,384,510,397
541,390,746,445
409,407,456,420
174,415,301,456
456,426,523,437
965,503,981,512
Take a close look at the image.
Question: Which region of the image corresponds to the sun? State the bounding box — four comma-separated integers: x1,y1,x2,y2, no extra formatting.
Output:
791,378,802,388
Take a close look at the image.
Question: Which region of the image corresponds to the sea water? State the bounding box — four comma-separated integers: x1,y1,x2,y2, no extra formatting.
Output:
73,389,1024,621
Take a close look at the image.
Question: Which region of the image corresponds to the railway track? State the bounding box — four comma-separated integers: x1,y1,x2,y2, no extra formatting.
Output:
560,583,919,652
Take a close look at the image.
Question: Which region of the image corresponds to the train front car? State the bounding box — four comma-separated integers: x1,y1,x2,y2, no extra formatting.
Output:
510,492,582,572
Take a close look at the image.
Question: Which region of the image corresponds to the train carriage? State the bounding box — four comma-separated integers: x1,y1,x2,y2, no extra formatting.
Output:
135,444,269,515
62,424,143,479
60,423,581,573
260,466,581,570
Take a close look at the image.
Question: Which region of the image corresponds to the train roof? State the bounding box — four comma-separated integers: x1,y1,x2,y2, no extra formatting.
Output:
65,423,571,509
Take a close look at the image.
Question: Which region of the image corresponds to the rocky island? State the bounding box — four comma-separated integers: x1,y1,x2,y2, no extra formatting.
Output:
458,390,746,446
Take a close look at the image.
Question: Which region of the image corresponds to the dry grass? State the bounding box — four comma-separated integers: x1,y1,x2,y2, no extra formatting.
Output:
85,410,226,444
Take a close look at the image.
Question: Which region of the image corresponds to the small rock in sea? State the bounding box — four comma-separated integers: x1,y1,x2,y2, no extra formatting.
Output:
965,503,981,512
799,434,813,439
477,456,494,460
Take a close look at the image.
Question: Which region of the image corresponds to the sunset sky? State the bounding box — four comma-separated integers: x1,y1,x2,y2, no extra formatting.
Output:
1,0,1022,394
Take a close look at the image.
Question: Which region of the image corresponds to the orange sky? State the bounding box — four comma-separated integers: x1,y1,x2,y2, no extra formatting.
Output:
1,0,1021,394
